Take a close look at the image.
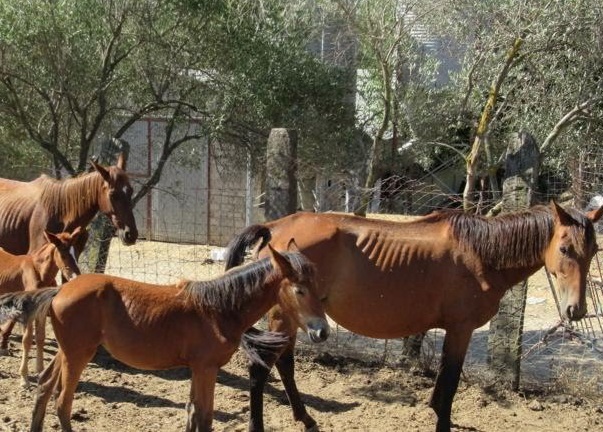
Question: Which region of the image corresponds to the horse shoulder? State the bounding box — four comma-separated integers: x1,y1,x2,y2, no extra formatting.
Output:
21,257,45,290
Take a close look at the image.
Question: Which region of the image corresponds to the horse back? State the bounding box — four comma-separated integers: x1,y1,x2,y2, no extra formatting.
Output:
50,274,224,369
259,212,495,336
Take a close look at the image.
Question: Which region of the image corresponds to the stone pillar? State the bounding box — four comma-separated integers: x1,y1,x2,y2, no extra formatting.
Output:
265,128,297,220
487,131,540,390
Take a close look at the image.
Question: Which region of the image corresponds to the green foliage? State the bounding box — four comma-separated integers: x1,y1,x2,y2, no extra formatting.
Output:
0,0,354,178
1,0,602,189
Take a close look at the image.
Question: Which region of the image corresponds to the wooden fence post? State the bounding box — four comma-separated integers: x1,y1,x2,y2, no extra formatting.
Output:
487,131,540,389
265,128,298,220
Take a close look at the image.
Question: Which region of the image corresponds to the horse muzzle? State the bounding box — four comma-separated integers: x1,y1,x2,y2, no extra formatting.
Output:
305,318,330,343
118,225,138,245
564,303,586,321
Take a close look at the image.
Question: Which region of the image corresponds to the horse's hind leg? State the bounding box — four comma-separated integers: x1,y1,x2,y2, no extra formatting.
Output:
19,323,34,387
247,340,285,432
55,347,95,432
31,352,62,432
0,319,17,355
248,359,272,432
429,328,472,432
275,344,317,431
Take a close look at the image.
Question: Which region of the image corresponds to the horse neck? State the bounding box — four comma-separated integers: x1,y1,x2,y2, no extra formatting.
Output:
196,271,282,339
450,209,552,290
228,279,282,336
30,244,60,286
39,172,103,229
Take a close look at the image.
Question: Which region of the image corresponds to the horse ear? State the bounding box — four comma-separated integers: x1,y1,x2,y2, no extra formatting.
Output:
550,200,574,226
267,244,294,277
286,238,300,252
43,230,61,247
70,226,82,239
116,152,128,171
586,205,603,223
90,159,112,184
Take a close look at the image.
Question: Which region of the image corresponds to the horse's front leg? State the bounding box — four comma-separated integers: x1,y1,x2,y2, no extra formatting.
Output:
274,344,317,431
186,366,218,432
429,327,473,432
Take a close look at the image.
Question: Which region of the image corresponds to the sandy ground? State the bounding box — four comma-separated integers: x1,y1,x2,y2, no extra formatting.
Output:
2,217,603,431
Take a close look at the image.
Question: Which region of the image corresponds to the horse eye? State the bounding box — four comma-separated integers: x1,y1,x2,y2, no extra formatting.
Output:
559,246,569,256
294,286,305,296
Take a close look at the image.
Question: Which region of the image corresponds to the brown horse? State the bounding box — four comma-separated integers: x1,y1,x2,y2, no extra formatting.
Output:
0,243,330,431
0,152,138,255
0,228,82,386
225,201,603,432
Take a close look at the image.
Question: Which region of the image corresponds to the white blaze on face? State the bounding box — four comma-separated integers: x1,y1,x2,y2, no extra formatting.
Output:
68,246,79,279
69,246,77,263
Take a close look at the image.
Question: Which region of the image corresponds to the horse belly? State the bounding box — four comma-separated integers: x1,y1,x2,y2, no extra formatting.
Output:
323,276,445,338
0,225,30,255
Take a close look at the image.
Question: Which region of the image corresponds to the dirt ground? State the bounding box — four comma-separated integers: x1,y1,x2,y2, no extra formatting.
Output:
1,338,603,432
2,222,603,431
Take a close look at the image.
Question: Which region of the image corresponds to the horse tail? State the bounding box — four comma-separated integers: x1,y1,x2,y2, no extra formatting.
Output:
226,225,284,366
240,326,290,369
224,224,272,270
0,288,59,326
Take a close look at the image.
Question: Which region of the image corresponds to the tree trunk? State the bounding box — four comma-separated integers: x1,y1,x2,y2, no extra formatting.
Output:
264,128,298,221
463,37,523,211
487,131,540,390
79,139,129,274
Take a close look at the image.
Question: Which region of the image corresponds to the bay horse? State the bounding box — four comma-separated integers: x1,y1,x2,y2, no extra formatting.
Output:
0,152,138,255
0,228,82,387
0,153,138,353
0,243,330,432
225,201,603,432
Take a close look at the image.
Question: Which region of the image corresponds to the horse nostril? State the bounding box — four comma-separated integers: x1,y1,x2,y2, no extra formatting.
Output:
565,304,584,321
316,326,329,342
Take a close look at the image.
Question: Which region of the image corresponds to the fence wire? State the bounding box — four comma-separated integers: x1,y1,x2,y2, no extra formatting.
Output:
73,141,603,392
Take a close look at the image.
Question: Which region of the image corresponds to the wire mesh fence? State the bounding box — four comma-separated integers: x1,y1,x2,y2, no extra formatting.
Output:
67,138,603,393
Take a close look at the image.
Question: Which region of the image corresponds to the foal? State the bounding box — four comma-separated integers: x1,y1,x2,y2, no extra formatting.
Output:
0,228,82,386
0,243,329,431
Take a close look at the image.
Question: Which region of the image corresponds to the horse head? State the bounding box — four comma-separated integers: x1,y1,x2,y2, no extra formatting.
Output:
91,153,139,245
268,241,330,343
544,201,602,320
43,227,83,281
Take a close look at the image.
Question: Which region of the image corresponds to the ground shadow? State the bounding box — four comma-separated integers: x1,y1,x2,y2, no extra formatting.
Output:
83,348,358,415
77,380,184,408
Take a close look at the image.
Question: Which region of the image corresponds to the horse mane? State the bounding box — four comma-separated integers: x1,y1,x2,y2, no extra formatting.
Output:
445,205,556,269
36,172,105,221
183,252,315,316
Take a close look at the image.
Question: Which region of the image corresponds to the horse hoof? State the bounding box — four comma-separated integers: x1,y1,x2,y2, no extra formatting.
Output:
305,425,319,432
0,348,10,356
